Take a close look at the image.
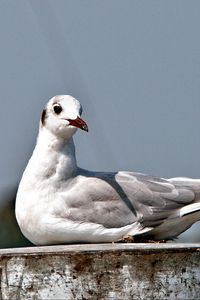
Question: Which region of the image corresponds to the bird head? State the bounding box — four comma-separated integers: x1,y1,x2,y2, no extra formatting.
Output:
40,95,88,139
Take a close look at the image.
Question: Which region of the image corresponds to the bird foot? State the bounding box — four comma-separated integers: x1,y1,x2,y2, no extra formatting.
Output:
144,239,166,244
115,235,167,244
116,235,135,243
134,237,167,243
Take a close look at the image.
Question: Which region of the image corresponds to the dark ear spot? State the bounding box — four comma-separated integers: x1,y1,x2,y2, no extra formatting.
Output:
41,109,46,126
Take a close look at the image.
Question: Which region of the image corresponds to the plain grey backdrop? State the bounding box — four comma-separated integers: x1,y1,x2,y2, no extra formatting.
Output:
0,0,200,241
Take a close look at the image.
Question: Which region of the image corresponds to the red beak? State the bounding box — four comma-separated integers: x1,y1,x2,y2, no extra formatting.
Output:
68,116,88,132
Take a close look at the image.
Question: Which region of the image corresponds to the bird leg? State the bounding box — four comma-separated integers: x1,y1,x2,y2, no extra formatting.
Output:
115,235,167,243
116,235,135,243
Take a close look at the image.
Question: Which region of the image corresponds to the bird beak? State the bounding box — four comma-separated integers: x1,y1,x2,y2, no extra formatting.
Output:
68,116,88,132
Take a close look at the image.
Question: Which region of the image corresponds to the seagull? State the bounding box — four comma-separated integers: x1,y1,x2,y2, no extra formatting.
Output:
15,95,200,245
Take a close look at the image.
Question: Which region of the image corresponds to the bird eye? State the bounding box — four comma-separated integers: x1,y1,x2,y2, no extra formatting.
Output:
53,104,62,114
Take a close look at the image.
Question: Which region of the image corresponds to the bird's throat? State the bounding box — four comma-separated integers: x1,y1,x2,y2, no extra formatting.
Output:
24,130,78,185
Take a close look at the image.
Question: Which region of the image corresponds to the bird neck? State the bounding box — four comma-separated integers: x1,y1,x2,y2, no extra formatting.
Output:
24,128,78,183
37,127,76,154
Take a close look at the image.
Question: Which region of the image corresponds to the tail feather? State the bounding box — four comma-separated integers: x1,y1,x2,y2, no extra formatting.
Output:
180,203,200,217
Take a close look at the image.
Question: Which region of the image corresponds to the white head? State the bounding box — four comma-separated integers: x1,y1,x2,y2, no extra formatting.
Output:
40,95,88,139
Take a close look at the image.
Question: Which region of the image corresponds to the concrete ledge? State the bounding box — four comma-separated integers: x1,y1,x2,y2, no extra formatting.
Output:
0,243,200,299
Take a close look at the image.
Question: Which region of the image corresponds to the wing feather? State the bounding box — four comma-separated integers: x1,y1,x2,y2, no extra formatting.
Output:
61,169,196,230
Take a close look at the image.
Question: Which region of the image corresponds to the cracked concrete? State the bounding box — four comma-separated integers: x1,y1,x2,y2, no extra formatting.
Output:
0,244,199,299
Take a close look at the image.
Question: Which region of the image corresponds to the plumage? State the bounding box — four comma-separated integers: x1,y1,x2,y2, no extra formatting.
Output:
15,95,200,245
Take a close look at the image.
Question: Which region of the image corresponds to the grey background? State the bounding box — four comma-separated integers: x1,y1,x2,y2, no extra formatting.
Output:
0,0,200,242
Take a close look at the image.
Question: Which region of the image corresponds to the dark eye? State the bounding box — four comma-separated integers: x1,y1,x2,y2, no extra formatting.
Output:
53,104,62,114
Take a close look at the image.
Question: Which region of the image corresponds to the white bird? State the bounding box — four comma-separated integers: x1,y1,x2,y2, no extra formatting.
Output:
16,95,200,245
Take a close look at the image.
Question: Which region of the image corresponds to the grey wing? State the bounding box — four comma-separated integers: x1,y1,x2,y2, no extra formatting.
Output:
115,171,195,227
61,171,140,227
62,169,196,229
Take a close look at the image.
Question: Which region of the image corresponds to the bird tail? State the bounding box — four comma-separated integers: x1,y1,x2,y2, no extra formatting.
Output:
179,203,200,217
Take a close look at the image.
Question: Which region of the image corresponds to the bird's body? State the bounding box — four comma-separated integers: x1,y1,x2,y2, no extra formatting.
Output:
16,95,200,245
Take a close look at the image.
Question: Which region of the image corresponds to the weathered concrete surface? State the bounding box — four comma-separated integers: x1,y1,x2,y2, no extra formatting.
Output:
0,243,199,299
